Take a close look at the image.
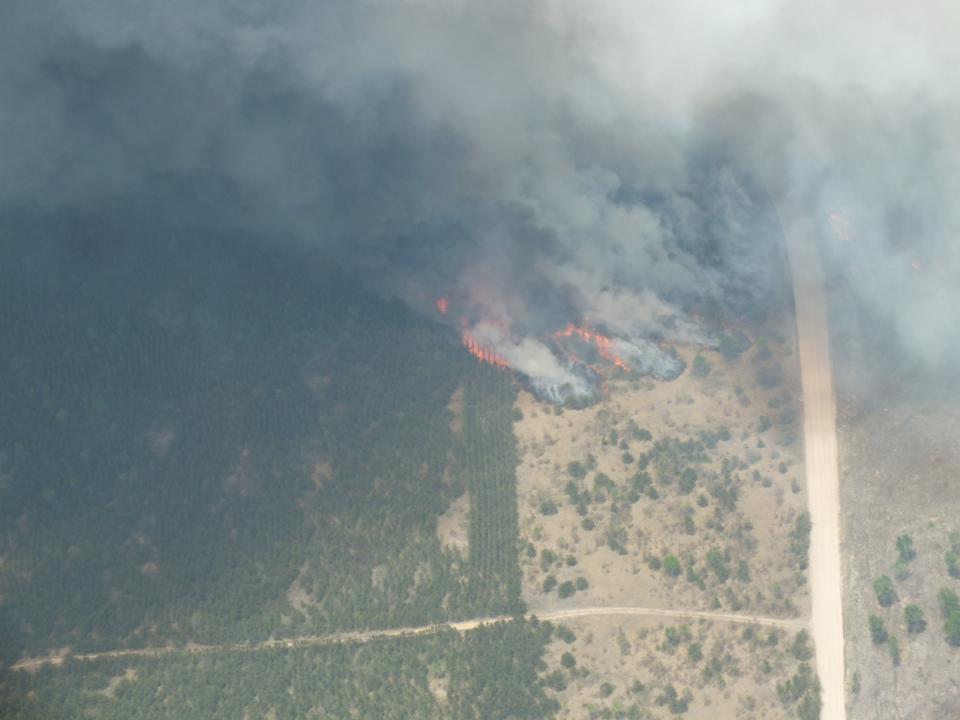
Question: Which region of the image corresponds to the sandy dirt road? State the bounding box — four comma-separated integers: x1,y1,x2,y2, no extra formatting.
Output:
783,208,846,720
11,605,805,671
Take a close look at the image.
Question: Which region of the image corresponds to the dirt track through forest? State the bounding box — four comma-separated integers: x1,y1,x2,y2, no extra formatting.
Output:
10,605,806,671
783,207,847,720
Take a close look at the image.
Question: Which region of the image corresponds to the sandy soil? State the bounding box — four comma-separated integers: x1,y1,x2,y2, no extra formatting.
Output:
514,337,808,622
436,491,470,555
784,209,846,720
544,614,810,720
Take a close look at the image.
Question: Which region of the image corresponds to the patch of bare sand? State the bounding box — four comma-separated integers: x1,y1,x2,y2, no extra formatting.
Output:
447,385,465,438
95,668,138,698
516,332,809,619
436,491,470,556
286,561,317,614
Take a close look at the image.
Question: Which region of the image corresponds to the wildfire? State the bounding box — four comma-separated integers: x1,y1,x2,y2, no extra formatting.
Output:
462,333,510,369
435,297,449,314
554,323,631,372
827,211,854,242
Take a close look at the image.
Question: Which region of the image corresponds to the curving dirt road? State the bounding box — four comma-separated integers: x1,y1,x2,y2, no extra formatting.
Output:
782,207,846,720
11,605,805,671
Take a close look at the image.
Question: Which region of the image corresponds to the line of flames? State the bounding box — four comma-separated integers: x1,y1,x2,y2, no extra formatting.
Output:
462,334,511,369
554,323,631,372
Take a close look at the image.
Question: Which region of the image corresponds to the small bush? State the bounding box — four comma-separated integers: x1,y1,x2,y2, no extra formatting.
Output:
874,576,897,607
719,331,751,360
896,534,916,562
869,615,888,645
543,670,567,691
905,604,926,634
947,550,960,578
692,355,711,377
663,555,682,577
756,364,783,388
887,636,901,667
790,630,813,661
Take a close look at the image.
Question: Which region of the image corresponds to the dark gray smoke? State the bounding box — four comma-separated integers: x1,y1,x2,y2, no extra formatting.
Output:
2,1,958,381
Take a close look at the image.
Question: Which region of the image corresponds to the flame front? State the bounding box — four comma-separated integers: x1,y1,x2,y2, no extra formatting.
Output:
554,323,631,371
462,333,510,369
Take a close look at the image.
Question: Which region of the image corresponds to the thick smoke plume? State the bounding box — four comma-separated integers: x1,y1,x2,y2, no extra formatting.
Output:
2,1,959,383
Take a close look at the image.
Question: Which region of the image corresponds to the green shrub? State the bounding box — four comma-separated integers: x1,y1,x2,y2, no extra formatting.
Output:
905,604,926,634
939,588,960,646
896,534,916,562
887,636,901,666
692,355,711,377
663,555,682,577
719,332,751,360
756,364,783,388
869,615,888,645
790,630,813,661
947,550,960,578
873,575,897,607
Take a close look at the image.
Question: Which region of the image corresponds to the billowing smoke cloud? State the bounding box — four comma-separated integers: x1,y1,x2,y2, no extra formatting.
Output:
2,1,958,379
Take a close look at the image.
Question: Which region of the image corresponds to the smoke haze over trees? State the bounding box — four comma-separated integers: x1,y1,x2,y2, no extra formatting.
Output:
2,1,959,370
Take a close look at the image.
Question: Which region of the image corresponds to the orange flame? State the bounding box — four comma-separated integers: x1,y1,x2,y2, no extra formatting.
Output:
435,297,449,314
462,333,511,369
554,323,631,371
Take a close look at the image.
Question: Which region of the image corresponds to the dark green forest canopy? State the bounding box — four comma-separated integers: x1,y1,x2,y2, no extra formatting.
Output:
0,227,520,666
0,620,558,720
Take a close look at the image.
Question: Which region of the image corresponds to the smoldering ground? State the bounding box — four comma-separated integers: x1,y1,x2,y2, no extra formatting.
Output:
2,1,958,382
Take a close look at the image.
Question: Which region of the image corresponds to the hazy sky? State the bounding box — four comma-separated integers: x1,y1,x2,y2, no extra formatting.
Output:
2,1,958,372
